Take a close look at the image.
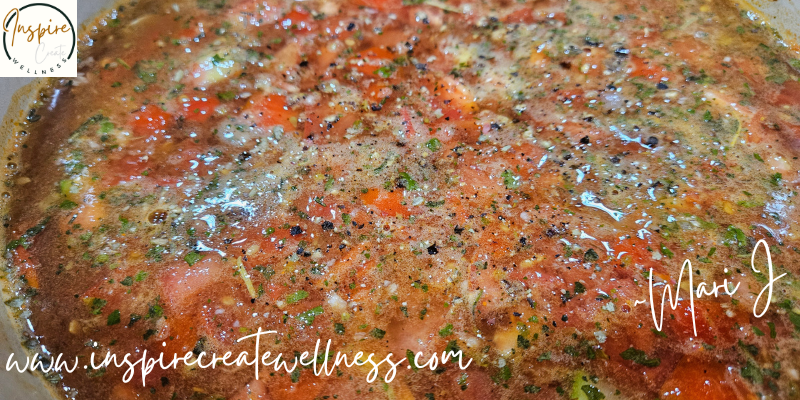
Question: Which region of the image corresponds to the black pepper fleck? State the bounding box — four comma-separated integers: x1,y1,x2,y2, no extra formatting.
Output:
427,244,438,255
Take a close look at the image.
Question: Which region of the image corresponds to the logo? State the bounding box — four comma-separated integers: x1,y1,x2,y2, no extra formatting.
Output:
1,0,77,77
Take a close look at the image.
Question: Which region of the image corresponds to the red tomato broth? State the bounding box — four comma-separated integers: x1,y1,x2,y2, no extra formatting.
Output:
3,0,800,398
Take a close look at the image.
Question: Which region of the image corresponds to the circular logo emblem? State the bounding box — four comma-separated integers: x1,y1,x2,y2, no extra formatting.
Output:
2,3,76,75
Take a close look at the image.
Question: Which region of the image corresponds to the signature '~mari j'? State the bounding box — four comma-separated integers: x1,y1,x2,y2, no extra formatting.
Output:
636,239,786,336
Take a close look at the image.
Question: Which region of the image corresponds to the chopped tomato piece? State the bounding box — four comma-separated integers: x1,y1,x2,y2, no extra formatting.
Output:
302,105,358,142
130,105,174,137
504,8,567,24
158,313,198,359
668,37,710,60
504,8,539,24
401,108,416,137
660,356,754,399
160,256,227,307
433,77,478,114
178,94,220,123
246,95,297,130
773,80,800,108
173,23,204,42
669,301,715,343
280,8,313,31
232,379,269,400
614,238,655,267
629,56,670,82
352,0,402,11
669,300,745,345
577,48,609,78
350,46,394,75
227,0,281,20
365,81,391,101
12,247,39,289
110,384,140,400
264,372,324,400
73,195,107,231
361,189,410,217
103,154,149,185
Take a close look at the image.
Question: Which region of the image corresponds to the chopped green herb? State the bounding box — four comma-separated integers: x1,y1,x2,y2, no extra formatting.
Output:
659,244,674,259
620,347,660,367
135,62,158,84
89,298,107,315
370,328,386,339
770,172,783,186
333,323,345,335
217,91,236,101
501,170,521,189
184,251,204,266
725,225,747,248
524,385,541,394
285,290,309,304
398,172,418,190
406,349,419,371
438,323,454,337
107,310,121,326
146,246,165,262
741,360,763,384
254,265,275,279
425,138,442,152
297,306,324,325
59,200,78,209
374,65,395,78
768,321,777,338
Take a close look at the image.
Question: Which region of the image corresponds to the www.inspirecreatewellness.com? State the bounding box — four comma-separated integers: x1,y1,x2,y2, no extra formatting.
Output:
4,328,473,386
